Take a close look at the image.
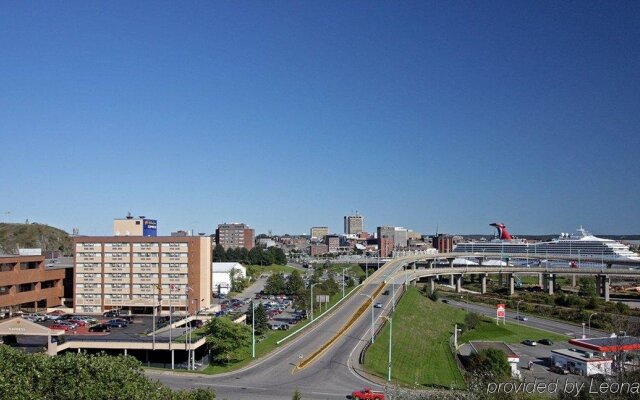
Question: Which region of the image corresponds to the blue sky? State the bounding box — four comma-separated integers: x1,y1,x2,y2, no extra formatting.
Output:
1,1,639,236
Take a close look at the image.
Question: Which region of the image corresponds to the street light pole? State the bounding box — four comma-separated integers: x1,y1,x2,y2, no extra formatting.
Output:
342,268,348,298
360,294,374,344
382,316,392,382
310,283,317,321
588,313,598,337
516,300,524,325
252,302,256,358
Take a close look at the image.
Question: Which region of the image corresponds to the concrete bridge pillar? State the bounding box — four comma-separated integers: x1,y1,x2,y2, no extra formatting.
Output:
544,274,555,295
428,277,435,294
481,274,487,294
603,275,610,302
595,275,603,297
508,274,515,296
572,274,577,287
448,258,454,268
455,275,462,293
538,273,544,288
449,274,455,286
478,257,485,266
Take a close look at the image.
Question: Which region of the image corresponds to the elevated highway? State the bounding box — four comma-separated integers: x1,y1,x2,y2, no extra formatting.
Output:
147,252,640,399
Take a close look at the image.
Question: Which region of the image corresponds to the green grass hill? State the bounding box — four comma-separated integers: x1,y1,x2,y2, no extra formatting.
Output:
0,223,72,255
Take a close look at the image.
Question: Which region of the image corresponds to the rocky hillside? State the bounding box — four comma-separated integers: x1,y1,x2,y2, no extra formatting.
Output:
0,223,72,256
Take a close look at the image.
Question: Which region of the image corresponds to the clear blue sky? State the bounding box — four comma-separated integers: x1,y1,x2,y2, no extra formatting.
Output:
1,1,639,236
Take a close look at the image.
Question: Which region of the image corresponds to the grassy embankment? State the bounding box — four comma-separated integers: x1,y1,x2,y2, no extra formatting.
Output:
364,287,568,389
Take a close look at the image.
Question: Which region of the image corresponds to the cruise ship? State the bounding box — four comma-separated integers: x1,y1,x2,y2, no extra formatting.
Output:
454,223,640,267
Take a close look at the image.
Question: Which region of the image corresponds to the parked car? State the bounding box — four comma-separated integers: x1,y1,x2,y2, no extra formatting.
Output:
522,340,537,346
107,319,128,328
49,323,72,331
549,365,569,375
23,313,47,322
88,323,112,333
103,310,121,318
539,339,553,345
68,318,88,327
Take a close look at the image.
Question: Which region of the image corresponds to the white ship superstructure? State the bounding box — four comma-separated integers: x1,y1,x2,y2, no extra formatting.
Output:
454,225,640,266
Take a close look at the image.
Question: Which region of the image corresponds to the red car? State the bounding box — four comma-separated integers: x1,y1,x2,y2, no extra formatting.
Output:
352,388,384,400
49,323,71,331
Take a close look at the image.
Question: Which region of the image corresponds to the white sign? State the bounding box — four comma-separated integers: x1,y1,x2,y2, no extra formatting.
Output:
18,248,42,256
315,295,330,303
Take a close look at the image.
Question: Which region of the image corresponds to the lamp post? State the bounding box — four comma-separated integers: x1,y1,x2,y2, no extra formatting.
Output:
588,313,598,337
365,256,369,280
252,301,257,358
516,300,524,325
342,268,348,298
382,316,392,382
310,283,317,321
582,322,586,339
360,294,374,344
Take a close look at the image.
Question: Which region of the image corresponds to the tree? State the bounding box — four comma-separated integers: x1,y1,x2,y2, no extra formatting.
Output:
264,272,286,295
237,247,249,264
320,276,339,296
468,348,511,380
0,345,216,399
464,312,481,330
204,317,251,365
263,247,276,265
248,247,264,265
578,277,597,298
286,270,305,296
229,268,247,293
273,248,287,265
213,244,226,262
246,303,269,335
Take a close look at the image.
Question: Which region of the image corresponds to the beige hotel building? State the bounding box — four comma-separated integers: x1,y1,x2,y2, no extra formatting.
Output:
73,236,211,315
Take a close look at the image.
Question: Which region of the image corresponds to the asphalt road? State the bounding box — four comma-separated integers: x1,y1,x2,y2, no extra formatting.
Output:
146,256,412,400
444,299,609,338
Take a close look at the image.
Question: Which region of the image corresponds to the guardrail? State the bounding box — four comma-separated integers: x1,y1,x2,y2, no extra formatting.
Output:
276,284,362,345
297,282,387,370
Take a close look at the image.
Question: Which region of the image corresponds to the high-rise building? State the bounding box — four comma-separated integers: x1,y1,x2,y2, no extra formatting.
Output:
215,223,255,250
325,235,340,253
433,234,454,253
73,236,211,315
377,226,409,250
113,213,157,237
344,213,364,235
0,252,65,315
310,227,329,240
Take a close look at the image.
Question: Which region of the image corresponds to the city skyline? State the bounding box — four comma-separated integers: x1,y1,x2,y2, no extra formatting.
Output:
1,2,639,235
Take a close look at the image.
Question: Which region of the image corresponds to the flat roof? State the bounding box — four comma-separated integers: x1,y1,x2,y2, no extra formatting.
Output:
470,341,518,358
552,348,611,362
568,336,640,352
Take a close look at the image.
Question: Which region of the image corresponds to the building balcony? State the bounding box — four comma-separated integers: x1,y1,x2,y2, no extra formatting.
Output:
104,276,130,284
164,276,189,285
162,256,189,263
76,255,100,263
160,266,188,274
103,244,131,252
103,287,130,294
132,256,160,263
104,255,130,263
74,296,101,306
103,265,131,273
131,276,159,284
75,264,101,274
75,275,101,284
132,266,160,274
161,243,189,252
76,244,102,252
75,286,102,294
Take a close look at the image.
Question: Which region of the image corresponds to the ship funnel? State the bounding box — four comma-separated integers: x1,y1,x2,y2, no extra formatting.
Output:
490,223,513,240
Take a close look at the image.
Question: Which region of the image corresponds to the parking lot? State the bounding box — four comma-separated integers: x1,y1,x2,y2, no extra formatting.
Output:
511,341,588,384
